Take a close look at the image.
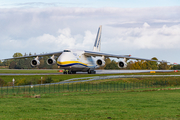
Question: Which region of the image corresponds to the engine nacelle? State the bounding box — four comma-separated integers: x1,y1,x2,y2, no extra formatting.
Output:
47,58,56,65
118,61,127,68
96,59,105,67
31,59,40,67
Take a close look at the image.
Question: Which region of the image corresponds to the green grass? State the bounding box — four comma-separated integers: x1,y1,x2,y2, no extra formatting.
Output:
0,69,60,73
1,73,180,89
1,89,180,119
0,74,100,84
0,69,180,85
1,77,180,97
1,70,180,119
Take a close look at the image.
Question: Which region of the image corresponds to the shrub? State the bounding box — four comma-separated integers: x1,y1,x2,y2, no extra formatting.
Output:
29,78,39,85
0,78,5,86
16,78,26,86
44,77,53,83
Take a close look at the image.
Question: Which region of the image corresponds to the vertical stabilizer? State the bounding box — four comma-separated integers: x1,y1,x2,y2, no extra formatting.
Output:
93,25,102,52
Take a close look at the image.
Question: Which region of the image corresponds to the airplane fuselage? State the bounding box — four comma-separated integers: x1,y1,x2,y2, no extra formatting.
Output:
57,50,100,73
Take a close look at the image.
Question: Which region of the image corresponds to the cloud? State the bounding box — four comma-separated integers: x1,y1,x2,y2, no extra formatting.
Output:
143,22,150,28
0,7,180,62
16,2,60,7
103,24,180,50
0,7,179,38
4,28,95,53
0,2,85,8
2,23,179,52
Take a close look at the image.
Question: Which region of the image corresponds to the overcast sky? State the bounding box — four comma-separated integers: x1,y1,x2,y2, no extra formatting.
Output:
0,0,180,63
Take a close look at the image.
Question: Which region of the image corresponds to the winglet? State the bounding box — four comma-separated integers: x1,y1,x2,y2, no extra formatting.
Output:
93,25,102,52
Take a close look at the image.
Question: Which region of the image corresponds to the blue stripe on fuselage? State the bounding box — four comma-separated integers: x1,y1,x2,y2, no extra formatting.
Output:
57,63,87,67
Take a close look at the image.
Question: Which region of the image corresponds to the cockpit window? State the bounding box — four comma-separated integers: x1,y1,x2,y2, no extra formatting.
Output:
64,50,71,52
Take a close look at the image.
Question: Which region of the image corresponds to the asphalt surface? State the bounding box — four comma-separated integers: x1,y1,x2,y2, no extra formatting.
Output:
90,70,175,74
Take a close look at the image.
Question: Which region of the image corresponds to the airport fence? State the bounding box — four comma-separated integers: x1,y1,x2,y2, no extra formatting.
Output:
1,77,180,96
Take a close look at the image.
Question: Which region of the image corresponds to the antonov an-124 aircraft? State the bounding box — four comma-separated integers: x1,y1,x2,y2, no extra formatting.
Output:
4,26,168,74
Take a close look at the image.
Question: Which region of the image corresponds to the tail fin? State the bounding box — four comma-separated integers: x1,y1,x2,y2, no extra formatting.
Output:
93,25,102,52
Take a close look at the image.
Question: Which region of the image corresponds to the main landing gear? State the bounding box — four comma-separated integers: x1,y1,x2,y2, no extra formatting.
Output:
88,70,96,74
63,70,96,74
63,70,76,74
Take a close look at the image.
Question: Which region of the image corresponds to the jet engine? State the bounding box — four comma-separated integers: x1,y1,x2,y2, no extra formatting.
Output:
96,59,105,67
118,61,127,68
47,58,56,65
31,59,40,67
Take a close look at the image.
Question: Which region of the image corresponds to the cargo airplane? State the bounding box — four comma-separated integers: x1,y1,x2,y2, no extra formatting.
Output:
3,26,168,74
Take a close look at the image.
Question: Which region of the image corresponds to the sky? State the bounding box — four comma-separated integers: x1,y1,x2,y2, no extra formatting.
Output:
0,0,180,64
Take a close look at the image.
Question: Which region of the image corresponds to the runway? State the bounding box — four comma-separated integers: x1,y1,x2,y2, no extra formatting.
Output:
89,70,175,74
0,70,176,76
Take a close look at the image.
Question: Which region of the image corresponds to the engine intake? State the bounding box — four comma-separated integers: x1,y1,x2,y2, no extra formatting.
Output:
118,61,127,68
47,58,56,65
96,59,105,66
31,59,40,67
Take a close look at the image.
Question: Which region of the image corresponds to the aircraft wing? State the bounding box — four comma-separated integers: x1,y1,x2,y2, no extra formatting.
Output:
3,51,63,60
84,51,169,63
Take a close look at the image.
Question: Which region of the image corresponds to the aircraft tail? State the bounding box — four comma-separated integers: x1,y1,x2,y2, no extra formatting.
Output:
93,25,102,52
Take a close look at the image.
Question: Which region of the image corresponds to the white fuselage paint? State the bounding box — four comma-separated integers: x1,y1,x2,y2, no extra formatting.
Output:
57,50,102,72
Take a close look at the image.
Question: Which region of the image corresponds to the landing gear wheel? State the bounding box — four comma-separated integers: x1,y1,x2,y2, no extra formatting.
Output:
71,71,76,74
88,70,96,74
63,70,68,74
63,71,67,74
68,71,72,74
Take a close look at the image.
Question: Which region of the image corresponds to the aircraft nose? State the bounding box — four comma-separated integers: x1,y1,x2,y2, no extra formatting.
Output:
57,52,76,67
58,52,70,62
57,52,75,65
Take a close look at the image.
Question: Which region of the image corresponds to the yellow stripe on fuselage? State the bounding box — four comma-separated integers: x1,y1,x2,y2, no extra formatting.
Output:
57,61,88,66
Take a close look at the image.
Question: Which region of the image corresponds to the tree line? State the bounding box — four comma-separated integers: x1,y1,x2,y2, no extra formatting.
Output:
0,53,57,69
0,52,179,70
100,57,173,70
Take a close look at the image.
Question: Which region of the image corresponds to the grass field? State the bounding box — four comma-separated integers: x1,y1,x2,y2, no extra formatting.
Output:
1,89,180,119
1,70,180,119
0,69,60,73
0,69,180,84
1,76,180,95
